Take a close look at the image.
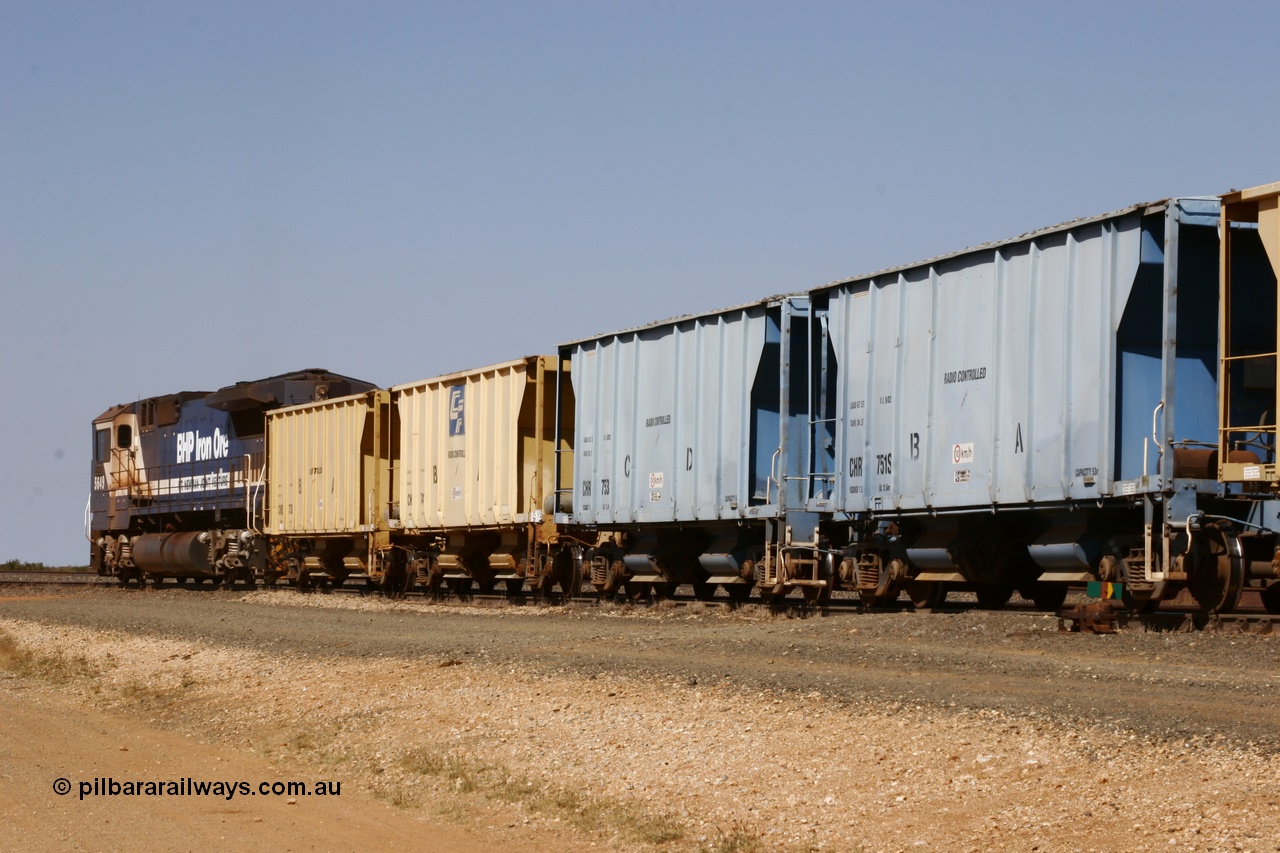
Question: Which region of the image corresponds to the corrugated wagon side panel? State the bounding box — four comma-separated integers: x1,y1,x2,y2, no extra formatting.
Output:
395,359,535,533
927,260,1000,506
632,329,677,523
992,246,1035,505
829,213,1145,513
829,284,870,513
266,394,372,534
897,270,936,510
570,305,773,527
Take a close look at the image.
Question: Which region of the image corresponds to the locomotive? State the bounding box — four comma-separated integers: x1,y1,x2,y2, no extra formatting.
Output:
88,181,1280,614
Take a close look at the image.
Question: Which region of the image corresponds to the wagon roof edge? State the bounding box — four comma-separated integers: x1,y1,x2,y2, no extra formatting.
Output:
814,195,1220,291
558,292,807,349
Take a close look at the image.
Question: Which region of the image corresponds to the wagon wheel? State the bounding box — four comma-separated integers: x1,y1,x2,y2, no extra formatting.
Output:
1121,584,1165,614
757,584,787,607
1261,583,1280,615
1017,582,1068,612
600,560,625,598
558,559,582,602
975,583,1014,610
1119,555,1167,614
420,559,445,600
859,555,903,608
381,561,413,599
1186,524,1244,615
802,583,831,606
804,552,835,606
905,580,945,610
859,589,898,607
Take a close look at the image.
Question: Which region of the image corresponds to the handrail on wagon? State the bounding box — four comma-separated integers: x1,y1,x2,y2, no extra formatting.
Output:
1221,351,1279,362
766,447,782,505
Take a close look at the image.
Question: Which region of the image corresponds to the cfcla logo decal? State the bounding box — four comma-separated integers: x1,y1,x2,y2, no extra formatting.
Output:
448,387,465,437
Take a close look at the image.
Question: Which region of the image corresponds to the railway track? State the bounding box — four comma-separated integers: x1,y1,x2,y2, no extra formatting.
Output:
0,571,111,586
4,570,1275,632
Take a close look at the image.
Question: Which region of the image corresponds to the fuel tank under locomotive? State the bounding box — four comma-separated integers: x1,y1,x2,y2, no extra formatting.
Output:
130,530,262,580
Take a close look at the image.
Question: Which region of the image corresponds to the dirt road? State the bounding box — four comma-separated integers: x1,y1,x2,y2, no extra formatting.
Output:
2,587,1277,851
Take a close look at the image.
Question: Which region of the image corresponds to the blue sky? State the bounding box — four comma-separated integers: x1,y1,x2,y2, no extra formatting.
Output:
2,0,1278,564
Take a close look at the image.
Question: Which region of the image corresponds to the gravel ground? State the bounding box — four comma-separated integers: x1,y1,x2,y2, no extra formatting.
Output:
2,586,1278,852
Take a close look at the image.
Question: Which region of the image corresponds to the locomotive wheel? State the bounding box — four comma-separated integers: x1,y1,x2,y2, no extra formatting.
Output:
1018,582,1068,612
1186,525,1244,615
905,580,945,610
1261,583,1280,615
